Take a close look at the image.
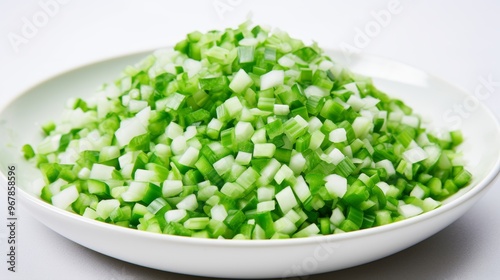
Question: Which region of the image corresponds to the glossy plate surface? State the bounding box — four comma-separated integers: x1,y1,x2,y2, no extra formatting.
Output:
0,50,499,278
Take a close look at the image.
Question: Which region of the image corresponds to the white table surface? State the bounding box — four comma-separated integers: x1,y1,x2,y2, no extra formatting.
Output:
1,0,499,279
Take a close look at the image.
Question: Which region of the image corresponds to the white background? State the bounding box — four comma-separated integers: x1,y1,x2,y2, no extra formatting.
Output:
1,0,499,279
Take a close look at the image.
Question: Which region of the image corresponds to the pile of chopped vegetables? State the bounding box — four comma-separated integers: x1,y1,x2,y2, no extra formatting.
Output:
22,22,472,239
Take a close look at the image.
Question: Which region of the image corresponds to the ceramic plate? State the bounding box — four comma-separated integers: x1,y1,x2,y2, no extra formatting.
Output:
0,50,499,278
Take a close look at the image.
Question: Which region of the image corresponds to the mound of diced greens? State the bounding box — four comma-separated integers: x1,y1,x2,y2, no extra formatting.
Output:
22,22,472,239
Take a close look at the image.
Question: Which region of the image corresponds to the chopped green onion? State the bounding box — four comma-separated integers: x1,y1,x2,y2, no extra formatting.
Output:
25,22,472,240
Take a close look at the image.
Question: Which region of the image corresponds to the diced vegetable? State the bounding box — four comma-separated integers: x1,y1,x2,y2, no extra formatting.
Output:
24,22,472,240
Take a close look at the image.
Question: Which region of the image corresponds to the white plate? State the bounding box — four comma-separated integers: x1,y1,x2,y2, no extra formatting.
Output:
1,50,499,279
